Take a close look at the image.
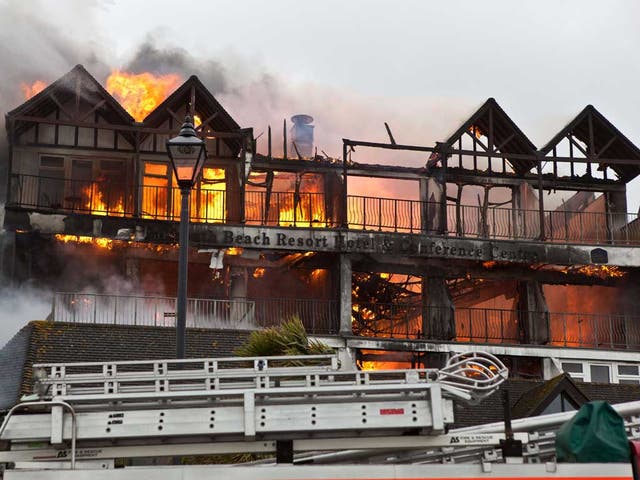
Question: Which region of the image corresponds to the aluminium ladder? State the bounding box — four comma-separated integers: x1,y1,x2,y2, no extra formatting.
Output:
0,352,510,467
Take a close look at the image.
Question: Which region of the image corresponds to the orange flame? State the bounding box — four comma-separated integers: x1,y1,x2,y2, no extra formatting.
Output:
55,234,113,250
469,125,483,139
278,178,326,227
21,80,47,100
83,184,125,217
106,70,181,121
562,264,626,280
142,166,226,223
54,234,179,253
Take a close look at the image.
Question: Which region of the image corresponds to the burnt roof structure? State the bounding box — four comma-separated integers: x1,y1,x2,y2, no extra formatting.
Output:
445,97,538,175
540,104,640,182
143,74,243,154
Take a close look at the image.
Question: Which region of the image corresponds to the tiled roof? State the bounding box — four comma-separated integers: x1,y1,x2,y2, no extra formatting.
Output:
0,321,249,410
511,374,589,418
0,323,33,410
453,378,640,429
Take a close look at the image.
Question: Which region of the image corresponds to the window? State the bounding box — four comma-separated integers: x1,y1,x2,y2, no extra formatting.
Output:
142,162,170,219
561,362,583,374
38,156,65,208
618,365,638,376
617,365,640,384
561,360,640,384
589,365,610,383
540,393,579,416
142,162,227,222
193,168,225,222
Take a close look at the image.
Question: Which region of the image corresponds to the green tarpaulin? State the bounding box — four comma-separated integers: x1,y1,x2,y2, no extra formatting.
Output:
556,401,630,463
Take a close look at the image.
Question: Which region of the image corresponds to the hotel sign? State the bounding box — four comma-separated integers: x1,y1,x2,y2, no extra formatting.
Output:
192,226,564,264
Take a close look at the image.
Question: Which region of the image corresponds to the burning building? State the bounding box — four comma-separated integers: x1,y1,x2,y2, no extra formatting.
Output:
4,65,640,387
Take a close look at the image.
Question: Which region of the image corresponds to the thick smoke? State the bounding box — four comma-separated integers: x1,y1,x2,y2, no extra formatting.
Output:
0,0,476,346
0,0,113,346
125,37,228,94
0,283,52,348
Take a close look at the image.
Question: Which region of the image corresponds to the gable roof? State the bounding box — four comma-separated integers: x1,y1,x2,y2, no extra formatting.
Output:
6,64,135,137
0,321,249,410
453,377,640,429
445,98,538,175
511,374,589,418
539,105,640,182
143,75,242,154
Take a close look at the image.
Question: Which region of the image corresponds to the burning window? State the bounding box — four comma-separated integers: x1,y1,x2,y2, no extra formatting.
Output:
142,162,170,219
142,163,226,222
35,156,126,215
191,167,226,223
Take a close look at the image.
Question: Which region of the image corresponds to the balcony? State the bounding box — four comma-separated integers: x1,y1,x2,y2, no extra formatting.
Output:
352,302,640,350
8,173,640,246
51,293,640,351
52,293,339,335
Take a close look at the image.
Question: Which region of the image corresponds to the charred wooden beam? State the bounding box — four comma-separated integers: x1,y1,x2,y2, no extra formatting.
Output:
78,99,106,122
11,115,245,138
195,111,219,132
384,122,397,145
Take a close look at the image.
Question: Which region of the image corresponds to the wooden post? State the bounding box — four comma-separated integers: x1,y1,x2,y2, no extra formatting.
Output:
423,274,455,340
342,142,349,228
436,142,449,235
516,281,549,345
536,153,546,240
339,254,352,336
283,119,288,160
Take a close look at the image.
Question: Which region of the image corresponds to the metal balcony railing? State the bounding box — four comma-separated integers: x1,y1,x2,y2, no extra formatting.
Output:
52,293,640,350
9,173,640,245
8,174,226,223
53,293,256,329
352,303,640,350
52,293,339,335
253,297,339,335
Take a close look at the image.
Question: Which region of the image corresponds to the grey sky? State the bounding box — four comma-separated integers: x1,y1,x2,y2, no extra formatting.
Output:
97,0,640,138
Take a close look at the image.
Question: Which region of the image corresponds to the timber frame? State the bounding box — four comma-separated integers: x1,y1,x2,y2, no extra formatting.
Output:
5,65,640,367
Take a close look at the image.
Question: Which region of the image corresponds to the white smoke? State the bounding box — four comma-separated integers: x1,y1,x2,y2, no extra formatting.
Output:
0,280,52,348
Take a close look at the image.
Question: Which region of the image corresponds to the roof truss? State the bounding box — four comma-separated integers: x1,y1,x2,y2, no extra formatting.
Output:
540,105,640,183
445,98,538,176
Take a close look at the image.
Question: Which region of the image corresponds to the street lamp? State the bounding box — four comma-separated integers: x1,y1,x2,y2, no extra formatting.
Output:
166,115,207,359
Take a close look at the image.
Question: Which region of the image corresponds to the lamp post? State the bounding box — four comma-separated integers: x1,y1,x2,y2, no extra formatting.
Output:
166,115,207,359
